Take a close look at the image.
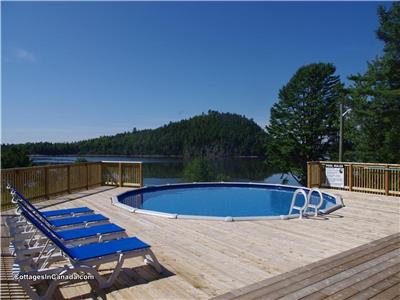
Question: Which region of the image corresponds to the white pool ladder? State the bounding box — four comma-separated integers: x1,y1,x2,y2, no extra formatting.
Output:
289,188,324,219
288,189,308,219
307,188,324,217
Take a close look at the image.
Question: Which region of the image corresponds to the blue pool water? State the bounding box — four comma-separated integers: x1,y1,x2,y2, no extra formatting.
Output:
118,183,338,218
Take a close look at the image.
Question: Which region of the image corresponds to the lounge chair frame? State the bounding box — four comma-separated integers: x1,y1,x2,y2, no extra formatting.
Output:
10,198,162,300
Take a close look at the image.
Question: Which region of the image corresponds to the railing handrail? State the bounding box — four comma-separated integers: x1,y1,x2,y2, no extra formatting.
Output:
1,161,100,172
1,161,143,210
307,160,400,197
101,161,142,164
308,161,400,167
1,161,143,173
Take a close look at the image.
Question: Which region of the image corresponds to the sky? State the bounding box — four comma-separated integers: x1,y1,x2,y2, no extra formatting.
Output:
2,1,386,144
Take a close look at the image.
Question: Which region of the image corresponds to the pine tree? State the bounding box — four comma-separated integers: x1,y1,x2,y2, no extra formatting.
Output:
265,63,344,184
348,3,400,163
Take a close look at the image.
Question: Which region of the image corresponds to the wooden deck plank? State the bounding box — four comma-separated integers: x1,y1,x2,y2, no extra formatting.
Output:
213,234,400,300
228,248,399,300
369,283,400,300
1,187,399,299
340,272,400,300
280,256,400,300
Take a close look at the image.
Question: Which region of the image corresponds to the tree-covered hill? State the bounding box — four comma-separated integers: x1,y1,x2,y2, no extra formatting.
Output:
2,111,267,165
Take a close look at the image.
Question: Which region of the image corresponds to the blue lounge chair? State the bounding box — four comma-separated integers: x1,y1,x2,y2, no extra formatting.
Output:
41,207,93,218
16,205,126,242
55,223,125,242
11,189,109,229
11,201,127,259
8,188,114,256
15,205,162,300
7,185,94,218
47,213,108,227
12,225,127,258
9,196,109,247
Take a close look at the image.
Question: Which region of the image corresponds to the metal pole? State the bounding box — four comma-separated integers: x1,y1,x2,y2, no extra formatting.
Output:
339,103,343,162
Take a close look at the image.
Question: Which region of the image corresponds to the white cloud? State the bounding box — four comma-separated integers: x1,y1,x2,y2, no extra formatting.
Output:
15,48,35,62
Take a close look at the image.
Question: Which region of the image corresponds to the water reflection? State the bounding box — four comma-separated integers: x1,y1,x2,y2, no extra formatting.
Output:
30,155,299,186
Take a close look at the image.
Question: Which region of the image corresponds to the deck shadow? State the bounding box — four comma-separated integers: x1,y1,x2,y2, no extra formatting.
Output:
305,213,344,221
323,212,345,218
53,264,175,299
306,215,329,221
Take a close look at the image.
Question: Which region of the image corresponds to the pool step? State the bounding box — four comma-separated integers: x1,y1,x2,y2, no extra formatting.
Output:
288,188,324,219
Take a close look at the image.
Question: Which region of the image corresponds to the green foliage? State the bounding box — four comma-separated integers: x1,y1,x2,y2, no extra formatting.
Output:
182,159,230,182
143,158,270,181
143,162,184,179
348,3,400,163
215,173,231,182
1,145,32,169
75,157,88,163
183,159,214,182
265,63,344,184
2,111,266,159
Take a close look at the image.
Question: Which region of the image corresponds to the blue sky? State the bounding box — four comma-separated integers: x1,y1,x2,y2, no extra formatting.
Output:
2,2,385,144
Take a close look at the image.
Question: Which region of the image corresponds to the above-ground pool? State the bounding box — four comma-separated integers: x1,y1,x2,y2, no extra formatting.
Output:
112,183,344,221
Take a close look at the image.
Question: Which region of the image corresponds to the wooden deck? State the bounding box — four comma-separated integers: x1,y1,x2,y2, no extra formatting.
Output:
1,186,399,299
213,233,400,300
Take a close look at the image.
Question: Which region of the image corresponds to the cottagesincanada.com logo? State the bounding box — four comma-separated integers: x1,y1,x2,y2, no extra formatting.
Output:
14,273,95,281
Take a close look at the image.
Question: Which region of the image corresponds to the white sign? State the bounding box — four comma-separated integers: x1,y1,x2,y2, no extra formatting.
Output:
325,165,344,188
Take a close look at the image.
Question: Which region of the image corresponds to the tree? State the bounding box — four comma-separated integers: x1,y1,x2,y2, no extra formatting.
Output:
75,157,88,163
183,159,215,182
265,63,344,184
182,159,230,182
1,145,32,169
348,3,400,163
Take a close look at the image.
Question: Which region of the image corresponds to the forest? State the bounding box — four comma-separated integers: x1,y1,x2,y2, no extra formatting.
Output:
1,111,267,168
264,3,400,184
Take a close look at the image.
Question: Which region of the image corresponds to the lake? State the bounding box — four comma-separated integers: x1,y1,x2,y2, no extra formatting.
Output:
29,155,300,186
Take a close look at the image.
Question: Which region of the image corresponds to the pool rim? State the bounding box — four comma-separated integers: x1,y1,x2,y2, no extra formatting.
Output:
111,182,344,221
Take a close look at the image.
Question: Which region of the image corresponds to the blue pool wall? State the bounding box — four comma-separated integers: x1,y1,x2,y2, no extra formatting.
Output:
112,182,344,221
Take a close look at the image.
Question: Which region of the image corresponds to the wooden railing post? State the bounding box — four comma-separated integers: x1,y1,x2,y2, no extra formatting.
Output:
139,163,143,187
307,162,311,188
15,170,21,195
67,165,71,194
384,165,389,196
348,164,353,191
118,162,123,187
318,162,322,187
45,167,50,200
86,163,89,190
100,162,104,185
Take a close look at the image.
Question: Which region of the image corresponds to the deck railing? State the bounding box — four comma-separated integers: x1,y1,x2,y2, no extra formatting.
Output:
307,161,400,196
1,161,143,210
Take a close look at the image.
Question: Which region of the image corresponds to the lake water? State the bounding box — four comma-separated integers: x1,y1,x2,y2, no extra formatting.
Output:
29,155,300,186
